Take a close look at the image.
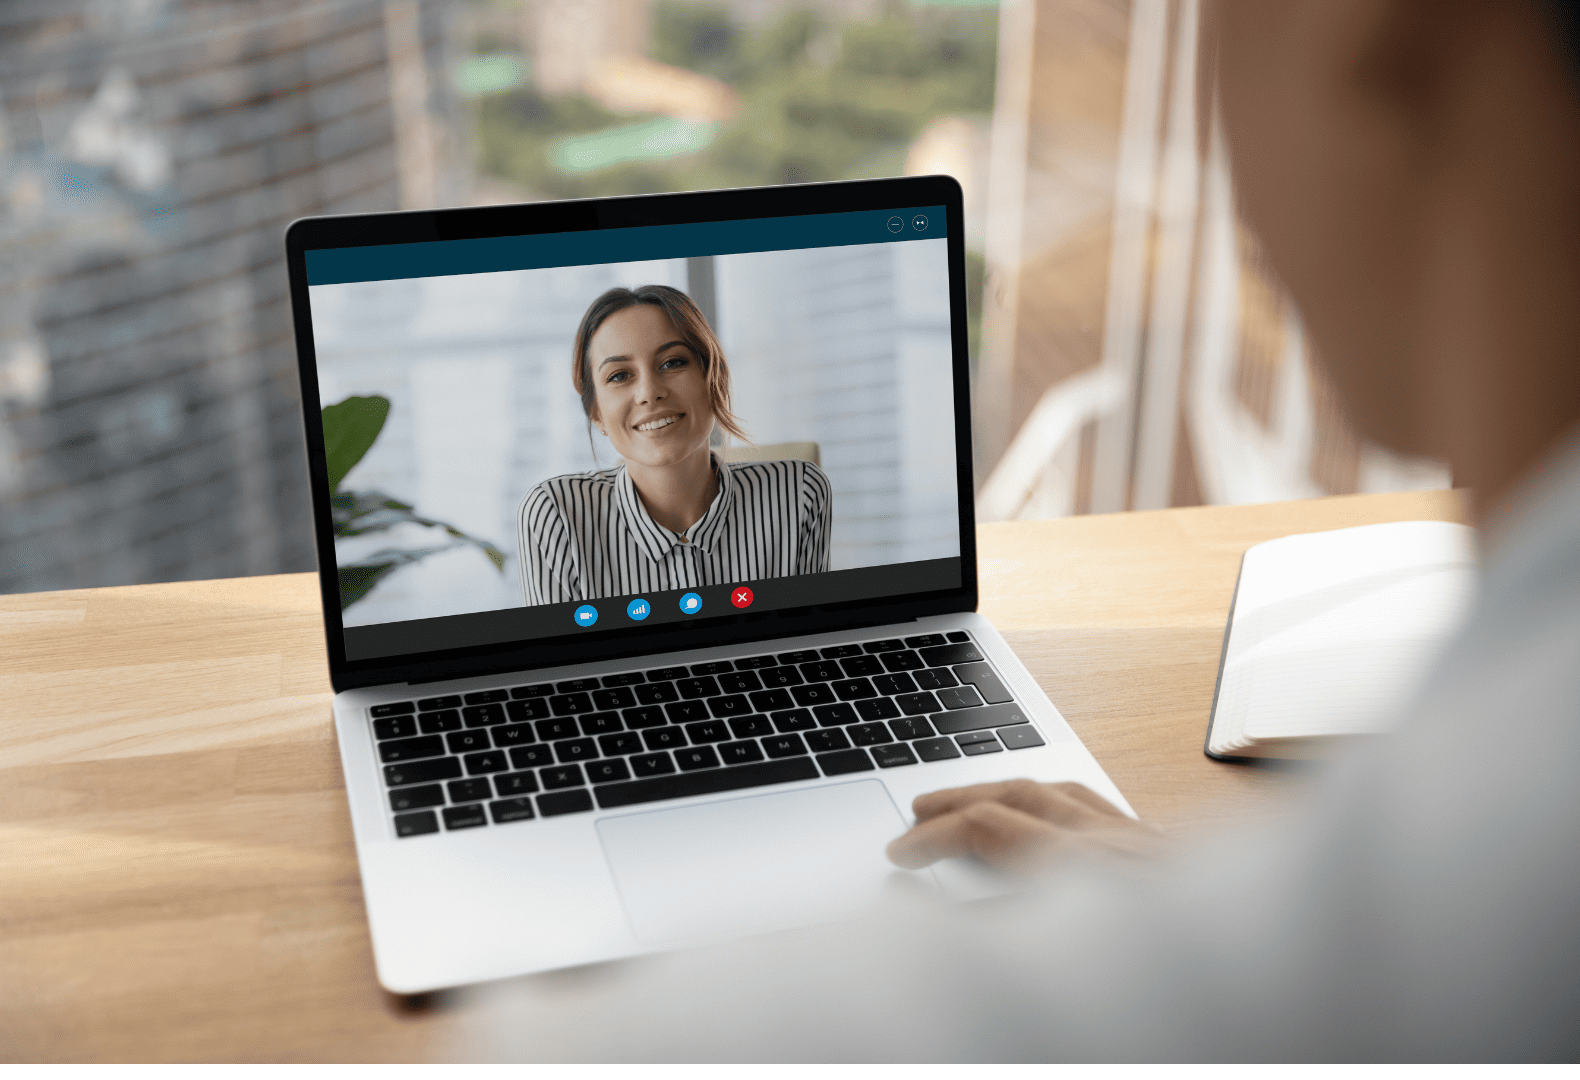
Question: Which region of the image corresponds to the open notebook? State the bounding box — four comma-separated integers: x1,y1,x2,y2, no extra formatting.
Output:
1205,520,1477,761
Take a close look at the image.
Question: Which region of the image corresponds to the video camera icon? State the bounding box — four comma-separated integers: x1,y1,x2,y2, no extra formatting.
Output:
573,604,598,627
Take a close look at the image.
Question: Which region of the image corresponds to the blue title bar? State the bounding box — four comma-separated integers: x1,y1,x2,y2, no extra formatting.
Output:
305,205,947,286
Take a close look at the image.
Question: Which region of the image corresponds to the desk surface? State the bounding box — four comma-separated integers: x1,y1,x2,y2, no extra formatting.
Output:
0,489,1466,1061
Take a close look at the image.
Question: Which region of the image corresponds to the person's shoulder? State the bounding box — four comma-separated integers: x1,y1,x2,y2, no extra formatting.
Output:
727,457,830,500
520,468,621,514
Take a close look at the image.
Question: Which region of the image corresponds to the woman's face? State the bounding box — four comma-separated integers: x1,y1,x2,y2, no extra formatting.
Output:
587,304,715,470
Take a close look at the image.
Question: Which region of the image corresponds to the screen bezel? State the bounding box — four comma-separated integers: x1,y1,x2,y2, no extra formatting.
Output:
284,175,979,693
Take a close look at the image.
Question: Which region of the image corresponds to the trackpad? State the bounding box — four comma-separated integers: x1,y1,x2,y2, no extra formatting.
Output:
597,780,922,945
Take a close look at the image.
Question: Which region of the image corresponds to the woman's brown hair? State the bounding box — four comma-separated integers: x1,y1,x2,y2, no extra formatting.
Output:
570,284,747,445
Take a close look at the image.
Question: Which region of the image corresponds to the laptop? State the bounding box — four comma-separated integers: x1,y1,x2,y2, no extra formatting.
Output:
284,175,1130,994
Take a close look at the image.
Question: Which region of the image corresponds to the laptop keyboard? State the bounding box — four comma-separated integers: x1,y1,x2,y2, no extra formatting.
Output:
367,630,1047,838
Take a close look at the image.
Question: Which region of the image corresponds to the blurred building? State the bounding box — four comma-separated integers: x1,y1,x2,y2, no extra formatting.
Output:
0,0,464,592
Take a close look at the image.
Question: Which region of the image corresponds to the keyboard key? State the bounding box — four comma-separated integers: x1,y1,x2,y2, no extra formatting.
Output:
946,630,972,643
555,738,597,762
384,757,462,788
864,639,904,653
820,644,863,658
602,671,646,686
419,709,463,733
998,725,1046,750
719,739,766,764
734,654,778,669
882,650,926,672
556,678,600,694
644,726,688,751
896,692,940,716
806,728,852,753
509,745,554,769
889,717,936,741
831,678,878,701
955,729,998,745
464,751,509,775
464,689,509,705
685,719,731,743
416,695,461,711
630,752,676,777
462,703,506,727
676,676,722,699
549,693,594,716
961,738,1003,756
494,770,540,796
904,634,950,649
817,748,875,775
448,780,489,805
510,683,554,698
379,735,446,764
763,733,809,758
872,673,918,696
598,731,643,757
394,810,439,837
921,643,985,667
871,743,919,769
540,764,585,789
839,655,884,677
847,722,890,747
580,711,623,736
538,790,594,816
854,697,901,722
790,683,837,707
371,701,415,718
635,682,679,705
442,804,487,830
593,687,636,711
728,714,774,738
771,709,817,732
586,758,633,784
913,736,961,762
623,706,669,729
912,667,959,692
798,659,842,682
952,663,1014,704
931,702,1030,735
690,661,734,676
595,757,820,810
718,671,763,694
665,701,710,724
936,685,985,711
749,688,794,712
647,666,688,682
373,715,416,740
389,784,444,812
535,717,581,742
505,698,549,723
759,666,804,688
446,730,490,754
708,695,752,718
676,746,722,771
778,650,819,665
490,797,536,823
813,702,857,726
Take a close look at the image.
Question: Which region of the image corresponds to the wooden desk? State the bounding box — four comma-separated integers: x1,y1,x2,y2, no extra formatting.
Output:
0,490,1466,1061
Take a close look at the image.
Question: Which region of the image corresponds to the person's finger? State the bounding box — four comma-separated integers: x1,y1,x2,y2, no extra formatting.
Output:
1048,781,1131,820
913,779,1126,828
887,800,1060,870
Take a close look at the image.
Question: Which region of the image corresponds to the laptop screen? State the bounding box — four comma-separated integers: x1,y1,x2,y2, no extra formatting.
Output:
296,187,969,670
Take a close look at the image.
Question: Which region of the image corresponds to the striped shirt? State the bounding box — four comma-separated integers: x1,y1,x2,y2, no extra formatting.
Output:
517,456,833,605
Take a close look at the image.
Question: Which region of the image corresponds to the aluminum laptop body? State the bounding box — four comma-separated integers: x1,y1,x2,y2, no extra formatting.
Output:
285,176,1130,994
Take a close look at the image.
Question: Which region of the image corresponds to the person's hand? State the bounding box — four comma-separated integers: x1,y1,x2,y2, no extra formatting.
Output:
886,779,1168,874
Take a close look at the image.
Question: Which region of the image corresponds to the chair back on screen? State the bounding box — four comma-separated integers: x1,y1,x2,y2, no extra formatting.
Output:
720,441,821,468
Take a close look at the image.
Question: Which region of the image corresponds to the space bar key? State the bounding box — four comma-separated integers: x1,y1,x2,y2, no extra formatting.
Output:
594,757,820,809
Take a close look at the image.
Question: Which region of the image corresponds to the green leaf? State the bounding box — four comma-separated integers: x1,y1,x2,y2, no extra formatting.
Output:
322,395,390,492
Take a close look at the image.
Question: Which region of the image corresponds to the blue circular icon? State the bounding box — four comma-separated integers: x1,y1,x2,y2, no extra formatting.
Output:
679,591,702,615
573,604,598,627
626,597,652,621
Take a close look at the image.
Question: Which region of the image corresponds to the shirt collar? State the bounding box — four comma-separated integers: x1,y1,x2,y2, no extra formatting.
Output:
615,455,736,564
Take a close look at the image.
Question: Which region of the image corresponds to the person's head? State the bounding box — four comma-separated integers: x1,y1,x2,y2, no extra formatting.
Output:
1215,0,1580,511
570,285,746,472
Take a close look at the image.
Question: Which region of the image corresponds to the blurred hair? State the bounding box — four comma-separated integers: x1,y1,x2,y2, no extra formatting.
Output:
570,285,747,447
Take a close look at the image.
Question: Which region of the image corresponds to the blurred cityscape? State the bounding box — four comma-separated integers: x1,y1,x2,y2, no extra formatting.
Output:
0,0,1449,596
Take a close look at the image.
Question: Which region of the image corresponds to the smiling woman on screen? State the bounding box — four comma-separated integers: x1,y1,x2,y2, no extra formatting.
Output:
518,285,833,606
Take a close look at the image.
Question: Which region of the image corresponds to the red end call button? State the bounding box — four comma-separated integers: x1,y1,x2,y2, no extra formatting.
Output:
730,586,754,609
